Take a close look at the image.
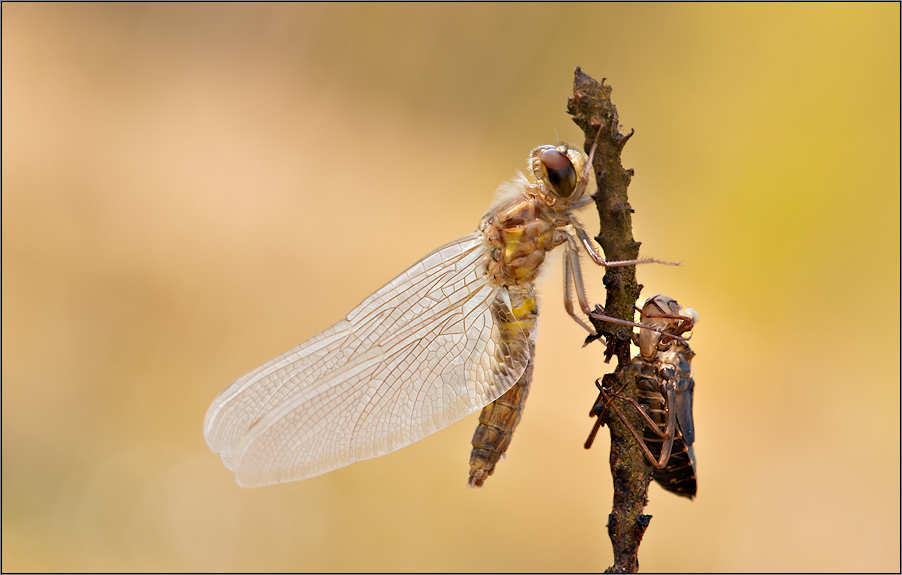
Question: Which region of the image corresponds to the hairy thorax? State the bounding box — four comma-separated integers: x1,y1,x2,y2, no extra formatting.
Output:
481,192,571,288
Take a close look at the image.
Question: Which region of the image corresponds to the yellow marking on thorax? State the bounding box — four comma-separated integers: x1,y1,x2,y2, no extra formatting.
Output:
483,192,571,288
503,228,524,262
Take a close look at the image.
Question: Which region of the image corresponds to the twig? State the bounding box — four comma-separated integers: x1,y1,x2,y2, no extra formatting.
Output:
567,67,654,573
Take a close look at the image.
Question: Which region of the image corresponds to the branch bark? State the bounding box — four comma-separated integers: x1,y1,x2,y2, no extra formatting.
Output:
567,67,654,574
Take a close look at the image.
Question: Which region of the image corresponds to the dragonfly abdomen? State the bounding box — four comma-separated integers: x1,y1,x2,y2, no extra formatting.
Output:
468,285,538,487
468,360,534,487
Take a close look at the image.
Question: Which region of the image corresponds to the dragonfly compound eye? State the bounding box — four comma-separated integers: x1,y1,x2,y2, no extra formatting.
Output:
540,149,577,198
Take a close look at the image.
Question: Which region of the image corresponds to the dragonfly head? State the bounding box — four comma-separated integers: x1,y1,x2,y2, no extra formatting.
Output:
530,144,589,208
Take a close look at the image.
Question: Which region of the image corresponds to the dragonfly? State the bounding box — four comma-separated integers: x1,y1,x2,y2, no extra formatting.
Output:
203,142,679,488
588,294,698,498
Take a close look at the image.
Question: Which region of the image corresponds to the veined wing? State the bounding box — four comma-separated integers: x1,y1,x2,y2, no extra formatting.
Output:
203,232,534,487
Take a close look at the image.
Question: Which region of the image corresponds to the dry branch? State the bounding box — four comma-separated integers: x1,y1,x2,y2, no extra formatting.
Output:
567,67,654,574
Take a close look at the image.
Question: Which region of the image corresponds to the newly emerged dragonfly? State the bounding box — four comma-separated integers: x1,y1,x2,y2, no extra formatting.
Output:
589,295,698,498
204,143,677,488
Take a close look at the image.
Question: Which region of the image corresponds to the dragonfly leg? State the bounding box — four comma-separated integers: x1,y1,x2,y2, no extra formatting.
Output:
593,377,677,469
563,245,598,336
560,227,688,341
572,224,681,268
589,305,690,343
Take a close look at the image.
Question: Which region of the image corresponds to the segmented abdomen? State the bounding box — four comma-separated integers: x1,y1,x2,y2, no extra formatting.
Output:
635,362,697,499
468,285,537,487
468,359,534,487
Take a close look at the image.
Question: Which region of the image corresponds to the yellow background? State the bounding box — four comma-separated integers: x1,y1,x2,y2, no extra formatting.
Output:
3,4,899,572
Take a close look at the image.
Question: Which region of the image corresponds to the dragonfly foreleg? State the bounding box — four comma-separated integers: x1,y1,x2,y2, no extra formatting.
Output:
635,306,696,341
589,304,690,343
563,245,598,336
572,224,681,268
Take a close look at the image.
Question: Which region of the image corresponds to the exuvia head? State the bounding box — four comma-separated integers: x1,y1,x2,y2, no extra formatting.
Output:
642,294,698,336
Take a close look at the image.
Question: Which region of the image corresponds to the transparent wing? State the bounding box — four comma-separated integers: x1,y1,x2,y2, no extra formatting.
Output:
203,232,534,487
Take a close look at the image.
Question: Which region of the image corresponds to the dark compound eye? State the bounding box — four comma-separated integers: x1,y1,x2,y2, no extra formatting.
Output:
540,149,577,198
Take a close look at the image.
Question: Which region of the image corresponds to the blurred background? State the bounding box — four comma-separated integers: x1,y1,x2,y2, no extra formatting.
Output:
3,4,899,572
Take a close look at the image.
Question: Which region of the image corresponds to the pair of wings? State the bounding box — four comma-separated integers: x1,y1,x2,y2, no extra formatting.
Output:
203,232,535,487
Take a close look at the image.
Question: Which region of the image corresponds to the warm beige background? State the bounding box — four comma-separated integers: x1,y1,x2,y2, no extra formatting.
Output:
3,4,899,572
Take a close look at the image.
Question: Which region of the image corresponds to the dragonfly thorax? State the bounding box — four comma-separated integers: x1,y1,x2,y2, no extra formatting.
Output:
482,195,568,286
481,145,591,288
